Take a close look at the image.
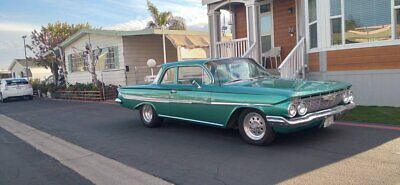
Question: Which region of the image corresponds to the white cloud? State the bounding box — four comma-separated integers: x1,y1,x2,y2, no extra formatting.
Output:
0,22,39,32
104,17,151,31
104,2,209,31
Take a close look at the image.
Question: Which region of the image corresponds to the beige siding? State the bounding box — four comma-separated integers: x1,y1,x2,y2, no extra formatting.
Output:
122,35,178,85
64,33,126,85
68,70,126,86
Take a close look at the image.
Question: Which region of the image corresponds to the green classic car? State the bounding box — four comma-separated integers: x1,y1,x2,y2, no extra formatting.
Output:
116,58,355,145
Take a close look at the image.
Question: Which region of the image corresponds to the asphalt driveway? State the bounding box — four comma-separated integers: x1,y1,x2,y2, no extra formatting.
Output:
0,99,399,185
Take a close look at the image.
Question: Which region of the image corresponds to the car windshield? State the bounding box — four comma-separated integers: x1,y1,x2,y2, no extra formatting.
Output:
205,58,271,84
6,79,28,86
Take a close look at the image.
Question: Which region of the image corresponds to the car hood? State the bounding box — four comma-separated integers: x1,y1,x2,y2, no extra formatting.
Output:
224,77,351,99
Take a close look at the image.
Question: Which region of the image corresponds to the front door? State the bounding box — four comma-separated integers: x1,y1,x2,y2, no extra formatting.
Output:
259,1,274,53
169,66,213,122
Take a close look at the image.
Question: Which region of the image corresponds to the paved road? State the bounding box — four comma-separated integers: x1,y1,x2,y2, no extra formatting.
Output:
0,99,399,185
0,127,92,185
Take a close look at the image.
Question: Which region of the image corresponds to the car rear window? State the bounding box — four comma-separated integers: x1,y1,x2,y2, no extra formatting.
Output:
6,79,28,86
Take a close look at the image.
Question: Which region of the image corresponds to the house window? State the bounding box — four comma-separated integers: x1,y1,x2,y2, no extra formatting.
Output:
71,53,88,72
396,1,400,39
328,0,394,46
330,0,343,45
344,0,391,44
308,0,318,48
70,46,117,72
96,47,117,70
260,3,273,53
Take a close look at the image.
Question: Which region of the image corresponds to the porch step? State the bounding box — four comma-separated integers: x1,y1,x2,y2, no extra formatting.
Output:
266,69,280,76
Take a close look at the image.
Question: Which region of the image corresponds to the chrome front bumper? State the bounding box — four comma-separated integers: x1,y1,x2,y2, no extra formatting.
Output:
266,103,356,127
115,98,122,103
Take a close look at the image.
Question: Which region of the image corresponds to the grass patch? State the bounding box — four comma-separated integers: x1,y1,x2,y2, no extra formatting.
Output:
339,106,400,126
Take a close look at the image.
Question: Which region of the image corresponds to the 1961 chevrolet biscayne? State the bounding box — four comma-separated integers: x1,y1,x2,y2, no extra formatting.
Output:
116,58,355,145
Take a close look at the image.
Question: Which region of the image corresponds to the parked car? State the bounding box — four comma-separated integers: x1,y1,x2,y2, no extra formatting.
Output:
0,78,33,103
116,58,355,145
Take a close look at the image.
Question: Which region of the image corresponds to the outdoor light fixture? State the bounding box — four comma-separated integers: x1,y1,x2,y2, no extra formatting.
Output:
289,27,295,37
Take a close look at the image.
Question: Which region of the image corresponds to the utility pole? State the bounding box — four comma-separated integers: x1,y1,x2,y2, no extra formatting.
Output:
22,35,28,79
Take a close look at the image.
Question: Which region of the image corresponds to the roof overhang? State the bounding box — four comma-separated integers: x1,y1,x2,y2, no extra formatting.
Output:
0,70,11,74
166,35,209,49
60,29,209,48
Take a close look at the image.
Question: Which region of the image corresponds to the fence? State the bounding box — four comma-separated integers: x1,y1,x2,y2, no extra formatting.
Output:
54,89,117,101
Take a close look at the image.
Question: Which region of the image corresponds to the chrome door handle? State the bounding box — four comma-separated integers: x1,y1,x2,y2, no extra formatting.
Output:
170,90,177,93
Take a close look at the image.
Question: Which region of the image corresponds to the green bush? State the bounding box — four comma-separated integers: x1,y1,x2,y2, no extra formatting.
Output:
29,79,54,94
62,82,118,92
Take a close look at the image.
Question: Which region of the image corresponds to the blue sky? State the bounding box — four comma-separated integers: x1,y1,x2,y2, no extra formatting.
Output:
0,0,208,69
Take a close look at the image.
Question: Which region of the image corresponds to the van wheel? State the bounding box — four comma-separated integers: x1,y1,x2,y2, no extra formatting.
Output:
0,93,6,103
238,109,275,146
139,104,163,128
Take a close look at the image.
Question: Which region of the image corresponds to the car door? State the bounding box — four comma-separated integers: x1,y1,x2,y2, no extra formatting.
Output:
169,66,214,123
155,66,178,116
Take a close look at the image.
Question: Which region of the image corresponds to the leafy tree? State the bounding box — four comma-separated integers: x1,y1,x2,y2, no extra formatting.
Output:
28,22,91,86
146,0,186,30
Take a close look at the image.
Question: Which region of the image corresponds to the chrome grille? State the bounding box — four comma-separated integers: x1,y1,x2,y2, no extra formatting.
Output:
301,91,345,113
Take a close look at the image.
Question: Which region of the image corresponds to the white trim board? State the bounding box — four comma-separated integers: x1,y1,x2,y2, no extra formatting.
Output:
308,40,400,53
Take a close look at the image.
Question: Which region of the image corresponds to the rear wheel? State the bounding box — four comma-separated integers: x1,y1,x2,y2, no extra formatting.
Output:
139,104,163,128
27,95,33,100
0,93,6,103
238,109,275,145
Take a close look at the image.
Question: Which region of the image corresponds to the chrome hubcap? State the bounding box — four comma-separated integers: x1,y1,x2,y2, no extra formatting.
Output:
243,113,266,141
142,105,153,123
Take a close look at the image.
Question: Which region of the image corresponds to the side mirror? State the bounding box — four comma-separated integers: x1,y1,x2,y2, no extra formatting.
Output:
191,80,201,89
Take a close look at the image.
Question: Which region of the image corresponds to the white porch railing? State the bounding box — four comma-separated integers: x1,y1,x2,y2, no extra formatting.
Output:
216,38,249,58
278,37,306,79
242,43,256,58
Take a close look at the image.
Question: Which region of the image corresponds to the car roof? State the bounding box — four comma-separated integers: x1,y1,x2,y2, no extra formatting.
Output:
161,59,209,68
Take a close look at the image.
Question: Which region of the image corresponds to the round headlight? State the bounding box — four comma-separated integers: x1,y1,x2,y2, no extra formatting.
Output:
297,102,308,116
288,104,297,118
342,91,349,103
347,90,354,103
343,90,353,104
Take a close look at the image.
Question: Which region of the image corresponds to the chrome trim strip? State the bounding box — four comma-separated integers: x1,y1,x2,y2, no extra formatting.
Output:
210,102,272,107
266,102,356,126
121,94,169,103
121,93,272,107
158,114,224,127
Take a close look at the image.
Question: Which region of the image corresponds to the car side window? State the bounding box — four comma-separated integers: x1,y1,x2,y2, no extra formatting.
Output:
160,68,176,85
178,66,211,85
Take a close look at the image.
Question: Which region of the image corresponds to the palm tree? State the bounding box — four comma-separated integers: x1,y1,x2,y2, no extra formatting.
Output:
146,0,186,30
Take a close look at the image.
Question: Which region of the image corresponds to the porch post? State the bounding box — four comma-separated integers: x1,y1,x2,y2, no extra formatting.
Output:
245,1,261,63
208,11,221,59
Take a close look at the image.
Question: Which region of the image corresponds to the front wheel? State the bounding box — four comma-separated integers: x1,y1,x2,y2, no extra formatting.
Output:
238,110,275,145
139,104,163,128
